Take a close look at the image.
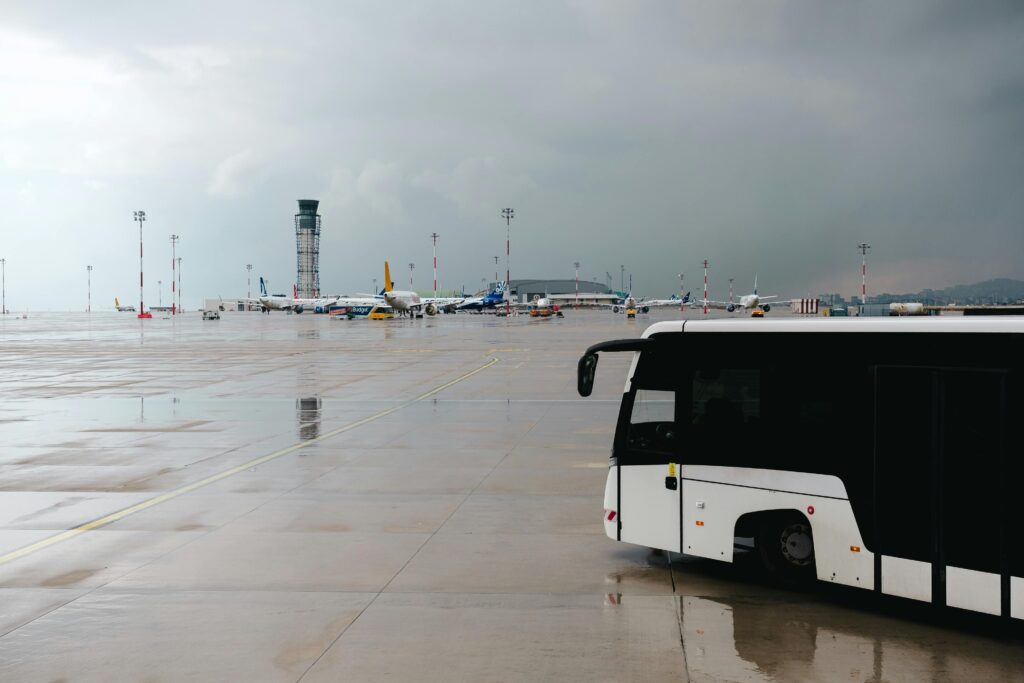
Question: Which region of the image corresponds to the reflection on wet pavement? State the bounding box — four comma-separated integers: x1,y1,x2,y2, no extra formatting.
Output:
0,311,1020,680
296,397,321,441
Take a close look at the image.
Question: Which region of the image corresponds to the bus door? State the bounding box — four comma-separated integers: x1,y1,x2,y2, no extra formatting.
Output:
617,383,682,553
875,366,1010,615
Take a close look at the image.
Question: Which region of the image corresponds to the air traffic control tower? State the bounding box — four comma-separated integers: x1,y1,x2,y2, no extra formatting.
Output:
295,199,321,299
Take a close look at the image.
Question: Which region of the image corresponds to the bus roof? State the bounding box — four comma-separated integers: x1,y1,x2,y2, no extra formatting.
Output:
641,316,1024,338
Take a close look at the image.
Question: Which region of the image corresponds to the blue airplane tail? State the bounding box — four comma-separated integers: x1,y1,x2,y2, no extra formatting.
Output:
259,277,267,297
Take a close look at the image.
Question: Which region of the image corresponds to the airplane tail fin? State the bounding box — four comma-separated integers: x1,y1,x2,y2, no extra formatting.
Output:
753,274,758,296
260,277,267,297
383,262,393,293
114,297,120,308
293,284,297,299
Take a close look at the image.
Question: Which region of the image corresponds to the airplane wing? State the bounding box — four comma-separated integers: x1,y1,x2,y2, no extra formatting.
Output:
639,298,697,308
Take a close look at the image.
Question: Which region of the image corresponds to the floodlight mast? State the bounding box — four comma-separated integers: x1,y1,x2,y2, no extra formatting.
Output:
574,262,580,309
500,208,514,315
133,211,150,318
169,234,179,314
858,243,871,306
431,233,439,297
703,259,709,315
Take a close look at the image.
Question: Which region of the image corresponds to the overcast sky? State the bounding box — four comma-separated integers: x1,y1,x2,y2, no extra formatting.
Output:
1,1,1022,309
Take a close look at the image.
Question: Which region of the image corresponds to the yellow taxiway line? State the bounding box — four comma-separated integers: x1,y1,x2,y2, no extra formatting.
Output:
0,357,499,568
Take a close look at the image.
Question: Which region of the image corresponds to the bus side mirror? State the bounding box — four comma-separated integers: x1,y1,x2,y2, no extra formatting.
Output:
578,353,598,397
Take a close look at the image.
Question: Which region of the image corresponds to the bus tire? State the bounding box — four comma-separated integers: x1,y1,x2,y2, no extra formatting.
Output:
757,513,815,580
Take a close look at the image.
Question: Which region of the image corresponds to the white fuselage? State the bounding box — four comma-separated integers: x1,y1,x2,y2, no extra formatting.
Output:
738,293,760,309
384,290,421,312
260,295,339,311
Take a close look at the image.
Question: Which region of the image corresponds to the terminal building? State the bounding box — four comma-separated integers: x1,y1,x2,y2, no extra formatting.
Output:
496,279,616,305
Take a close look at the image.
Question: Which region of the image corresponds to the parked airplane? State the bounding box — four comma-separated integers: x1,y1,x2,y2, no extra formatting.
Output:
704,277,791,313
456,282,507,311
526,295,563,318
255,279,340,313
380,261,424,316
611,292,693,314
114,298,136,312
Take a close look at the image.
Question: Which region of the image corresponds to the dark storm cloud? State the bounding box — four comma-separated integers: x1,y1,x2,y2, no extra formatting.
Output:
0,1,1021,308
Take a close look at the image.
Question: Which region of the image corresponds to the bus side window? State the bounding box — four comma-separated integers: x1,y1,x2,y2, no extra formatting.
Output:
631,390,675,424
627,389,677,454
691,368,760,463
692,368,760,427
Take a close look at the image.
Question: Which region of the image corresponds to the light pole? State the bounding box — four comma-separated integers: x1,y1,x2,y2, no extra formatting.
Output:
373,277,377,295
169,234,179,314
729,277,735,305
408,263,414,289
133,211,150,318
620,265,624,293
493,255,500,286
858,243,871,308
246,263,252,306
158,280,163,308
176,257,182,313
430,232,439,298
678,273,684,311
703,259,709,315
574,261,580,310
500,208,514,314
87,265,93,313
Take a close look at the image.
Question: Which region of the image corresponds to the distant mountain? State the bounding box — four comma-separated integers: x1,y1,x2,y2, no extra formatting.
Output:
872,278,1024,305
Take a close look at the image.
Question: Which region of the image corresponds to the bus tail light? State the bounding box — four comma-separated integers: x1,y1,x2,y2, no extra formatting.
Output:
605,510,617,522
850,545,861,552
695,520,704,526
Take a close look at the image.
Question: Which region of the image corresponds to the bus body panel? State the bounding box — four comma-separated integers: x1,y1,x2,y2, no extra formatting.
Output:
680,472,874,590
1013,577,1024,620
945,567,1001,616
618,464,680,552
603,466,618,540
682,465,848,499
881,556,932,602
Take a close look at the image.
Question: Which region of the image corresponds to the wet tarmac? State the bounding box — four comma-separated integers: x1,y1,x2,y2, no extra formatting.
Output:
1,310,1022,681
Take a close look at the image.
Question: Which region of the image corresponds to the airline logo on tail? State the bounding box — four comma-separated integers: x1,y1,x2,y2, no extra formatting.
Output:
383,261,394,293
115,298,120,308
259,277,268,297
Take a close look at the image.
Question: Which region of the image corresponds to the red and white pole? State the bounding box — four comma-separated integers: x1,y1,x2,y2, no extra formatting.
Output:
703,259,709,315
857,243,871,307
431,232,439,297
861,258,866,303
169,234,179,315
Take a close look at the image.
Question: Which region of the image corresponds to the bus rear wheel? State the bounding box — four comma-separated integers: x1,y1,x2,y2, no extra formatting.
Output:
757,514,815,580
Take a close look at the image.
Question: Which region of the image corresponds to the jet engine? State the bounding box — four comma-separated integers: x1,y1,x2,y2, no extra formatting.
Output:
294,305,305,314
641,306,650,314
425,303,438,316
726,303,736,313
762,304,771,313
612,305,621,314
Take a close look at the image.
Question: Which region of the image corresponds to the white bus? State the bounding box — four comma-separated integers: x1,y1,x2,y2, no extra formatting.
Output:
577,317,1023,620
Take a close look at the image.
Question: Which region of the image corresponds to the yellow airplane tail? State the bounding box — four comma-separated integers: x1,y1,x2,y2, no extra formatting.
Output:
383,261,393,292
115,297,120,308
